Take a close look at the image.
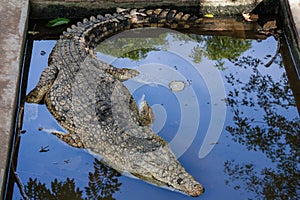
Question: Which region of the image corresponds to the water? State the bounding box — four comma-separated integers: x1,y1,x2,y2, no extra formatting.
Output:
13,27,299,199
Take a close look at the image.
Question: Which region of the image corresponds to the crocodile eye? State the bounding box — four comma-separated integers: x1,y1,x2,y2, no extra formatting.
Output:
177,178,183,184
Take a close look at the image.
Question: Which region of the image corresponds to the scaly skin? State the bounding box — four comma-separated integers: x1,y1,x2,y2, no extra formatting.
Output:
25,8,204,197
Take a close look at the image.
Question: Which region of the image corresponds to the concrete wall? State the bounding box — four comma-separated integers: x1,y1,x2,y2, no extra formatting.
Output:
0,0,29,198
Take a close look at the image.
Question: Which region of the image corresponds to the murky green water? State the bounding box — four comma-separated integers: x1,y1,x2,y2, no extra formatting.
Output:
12,27,299,199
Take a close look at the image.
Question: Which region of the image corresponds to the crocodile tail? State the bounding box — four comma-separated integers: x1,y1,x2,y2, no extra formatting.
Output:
129,8,203,29
61,8,203,48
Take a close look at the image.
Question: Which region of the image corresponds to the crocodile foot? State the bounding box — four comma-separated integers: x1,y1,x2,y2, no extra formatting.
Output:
25,64,58,104
51,131,85,148
105,67,139,81
138,100,154,126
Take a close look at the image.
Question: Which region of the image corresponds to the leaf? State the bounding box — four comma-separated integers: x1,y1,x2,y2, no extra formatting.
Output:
28,31,39,35
47,18,70,27
204,14,214,18
242,13,258,22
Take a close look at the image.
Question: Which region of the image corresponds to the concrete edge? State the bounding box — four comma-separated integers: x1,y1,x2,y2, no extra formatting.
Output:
280,0,300,78
29,0,263,18
0,0,29,198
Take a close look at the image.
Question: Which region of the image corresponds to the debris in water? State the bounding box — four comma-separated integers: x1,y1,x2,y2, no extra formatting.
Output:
40,50,46,56
169,81,185,92
39,145,50,152
28,24,39,36
242,13,258,22
204,14,214,18
47,18,70,27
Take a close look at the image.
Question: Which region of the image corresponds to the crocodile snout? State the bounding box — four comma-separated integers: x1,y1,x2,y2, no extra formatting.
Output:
188,183,205,197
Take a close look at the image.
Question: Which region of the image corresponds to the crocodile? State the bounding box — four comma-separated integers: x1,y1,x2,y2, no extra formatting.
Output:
25,8,205,197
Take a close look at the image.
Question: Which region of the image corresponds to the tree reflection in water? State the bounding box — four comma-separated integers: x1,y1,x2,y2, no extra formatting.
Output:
189,36,251,66
25,178,83,200
85,159,121,200
224,55,300,199
24,159,121,200
95,32,168,61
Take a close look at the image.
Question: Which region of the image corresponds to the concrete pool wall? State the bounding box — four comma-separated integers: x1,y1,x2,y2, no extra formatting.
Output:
0,0,299,198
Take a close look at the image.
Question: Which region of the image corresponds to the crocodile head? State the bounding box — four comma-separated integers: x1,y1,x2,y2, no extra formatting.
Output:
120,127,205,197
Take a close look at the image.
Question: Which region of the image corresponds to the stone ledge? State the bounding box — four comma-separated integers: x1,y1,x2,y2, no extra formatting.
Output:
0,0,29,198
29,0,262,18
280,0,300,77
288,0,300,46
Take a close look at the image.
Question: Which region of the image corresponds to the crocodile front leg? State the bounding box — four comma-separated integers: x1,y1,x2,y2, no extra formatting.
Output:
105,67,139,81
25,64,58,104
138,100,154,126
105,65,154,125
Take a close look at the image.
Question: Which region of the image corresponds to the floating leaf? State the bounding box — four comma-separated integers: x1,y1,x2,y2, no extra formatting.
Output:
28,31,39,35
47,18,70,27
169,80,185,92
204,14,214,18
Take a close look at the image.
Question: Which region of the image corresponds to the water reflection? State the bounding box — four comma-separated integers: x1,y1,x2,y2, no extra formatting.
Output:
85,159,121,200
224,55,300,199
95,31,167,61
25,178,83,199
184,35,252,69
97,31,253,69
24,159,121,200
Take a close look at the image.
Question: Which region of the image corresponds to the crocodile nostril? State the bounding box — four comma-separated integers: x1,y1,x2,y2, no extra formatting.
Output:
187,183,205,197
